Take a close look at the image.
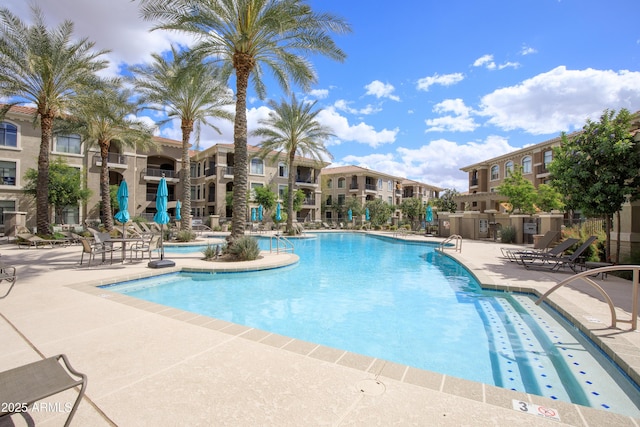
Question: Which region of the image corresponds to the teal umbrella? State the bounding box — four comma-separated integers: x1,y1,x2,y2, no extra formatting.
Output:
276,202,282,222
114,180,129,237
426,205,433,223
258,205,263,221
365,207,370,221
251,207,256,222
154,177,170,260
175,200,181,221
348,208,353,221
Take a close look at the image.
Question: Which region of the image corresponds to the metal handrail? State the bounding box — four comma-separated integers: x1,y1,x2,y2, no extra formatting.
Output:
270,234,294,254
440,234,462,252
536,265,640,330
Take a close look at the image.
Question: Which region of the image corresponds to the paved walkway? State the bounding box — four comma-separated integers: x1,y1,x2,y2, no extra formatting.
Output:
0,232,639,426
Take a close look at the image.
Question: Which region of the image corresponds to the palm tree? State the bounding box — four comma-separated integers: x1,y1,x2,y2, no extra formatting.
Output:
61,82,154,231
139,0,350,241
130,46,234,233
253,95,334,233
0,5,108,234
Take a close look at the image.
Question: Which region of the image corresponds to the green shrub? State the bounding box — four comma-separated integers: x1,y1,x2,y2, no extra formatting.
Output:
500,226,516,243
202,244,218,260
227,236,260,261
389,225,398,231
176,230,196,242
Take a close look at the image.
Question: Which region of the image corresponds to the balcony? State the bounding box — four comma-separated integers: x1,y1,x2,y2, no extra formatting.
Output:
470,178,478,187
142,167,179,183
349,183,359,191
364,183,377,193
223,166,234,178
302,197,316,206
537,164,551,177
93,153,127,169
295,177,318,188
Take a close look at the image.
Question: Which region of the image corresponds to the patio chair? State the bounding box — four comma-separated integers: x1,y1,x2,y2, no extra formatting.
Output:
129,234,161,261
501,230,560,262
0,354,87,427
79,238,113,266
15,233,54,249
0,262,17,299
516,238,580,266
524,236,598,272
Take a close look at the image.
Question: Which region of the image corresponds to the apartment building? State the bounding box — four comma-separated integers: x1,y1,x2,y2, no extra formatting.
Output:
320,165,441,224
189,143,328,223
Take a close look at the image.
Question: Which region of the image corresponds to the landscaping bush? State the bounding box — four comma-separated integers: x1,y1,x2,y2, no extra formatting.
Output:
227,236,260,261
175,230,196,242
202,244,218,260
500,226,516,243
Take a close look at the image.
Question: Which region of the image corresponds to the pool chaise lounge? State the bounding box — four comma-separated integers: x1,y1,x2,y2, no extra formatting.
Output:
522,236,598,271
500,230,559,261
0,262,16,299
514,237,579,265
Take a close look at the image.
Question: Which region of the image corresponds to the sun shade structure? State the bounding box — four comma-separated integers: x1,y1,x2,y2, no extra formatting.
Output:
175,199,181,221
149,176,175,268
276,202,282,222
348,208,352,221
114,180,130,237
426,205,433,223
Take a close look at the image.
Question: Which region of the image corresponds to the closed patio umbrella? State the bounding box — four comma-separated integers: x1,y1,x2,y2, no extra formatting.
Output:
251,207,256,222
276,202,282,222
348,208,352,221
365,207,370,221
114,180,129,238
426,205,433,223
175,200,181,221
149,176,174,268
258,205,263,221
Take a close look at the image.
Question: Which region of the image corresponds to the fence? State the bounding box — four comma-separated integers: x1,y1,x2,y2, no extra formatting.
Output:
564,217,606,235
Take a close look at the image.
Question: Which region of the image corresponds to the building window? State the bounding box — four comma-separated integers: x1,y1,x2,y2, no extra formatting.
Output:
522,156,532,174
0,160,16,186
0,200,16,225
190,185,196,200
505,161,514,177
278,162,288,178
337,177,345,189
278,184,286,200
543,150,553,168
190,163,196,178
327,179,332,189
196,185,201,200
377,178,382,189
490,165,499,180
197,162,201,177
326,195,332,206
55,134,81,154
0,122,18,148
250,182,264,200
250,158,264,175
387,180,392,191
337,194,345,205
388,196,392,204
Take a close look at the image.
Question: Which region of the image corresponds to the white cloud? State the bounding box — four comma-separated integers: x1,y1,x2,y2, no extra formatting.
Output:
308,89,329,99
416,73,464,91
333,100,381,115
317,107,398,148
341,135,517,191
425,99,478,133
498,61,520,70
364,80,400,101
473,54,495,69
521,45,537,55
479,66,640,134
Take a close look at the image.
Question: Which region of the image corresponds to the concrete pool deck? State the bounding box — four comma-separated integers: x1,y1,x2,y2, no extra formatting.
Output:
0,231,639,426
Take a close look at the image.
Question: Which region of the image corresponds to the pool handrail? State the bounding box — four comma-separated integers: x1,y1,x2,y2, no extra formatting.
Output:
270,234,294,254
535,265,640,330
440,235,462,253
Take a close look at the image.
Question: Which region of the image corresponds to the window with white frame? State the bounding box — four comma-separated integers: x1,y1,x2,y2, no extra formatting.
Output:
0,160,16,186
543,150,553,168
0,122,17,148
278,184,286,200
250,182,264,200
505,161,514,177
55,134,81,154
250,158,264,175
278,162,288,178
0,200,16,225
337,194,345,205
377,178,382,189
327,179,332,189
387,180,392,191
337,177,345,189
522,156,532,174
490,165,499,180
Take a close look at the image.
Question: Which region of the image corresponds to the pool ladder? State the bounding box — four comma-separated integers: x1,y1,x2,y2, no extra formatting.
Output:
270,234,294,254
440,234,462,252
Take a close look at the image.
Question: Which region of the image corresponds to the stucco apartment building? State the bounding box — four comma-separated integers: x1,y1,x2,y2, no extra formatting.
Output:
320,165,441,225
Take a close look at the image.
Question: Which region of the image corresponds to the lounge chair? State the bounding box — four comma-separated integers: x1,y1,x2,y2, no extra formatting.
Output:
0,354,86,427
0,263,17,299
516,238,580,266
501,230,559,261
79,238,113,266
129,234,161,261
523,236,597,271
15,233,54,249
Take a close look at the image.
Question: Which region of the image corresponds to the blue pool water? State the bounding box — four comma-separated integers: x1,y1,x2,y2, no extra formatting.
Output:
105,233,640,416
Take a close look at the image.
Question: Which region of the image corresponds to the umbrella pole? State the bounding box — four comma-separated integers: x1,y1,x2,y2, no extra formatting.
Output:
160,224,164,260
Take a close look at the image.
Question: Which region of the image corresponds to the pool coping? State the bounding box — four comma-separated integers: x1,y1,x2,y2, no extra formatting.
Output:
65,234,640,425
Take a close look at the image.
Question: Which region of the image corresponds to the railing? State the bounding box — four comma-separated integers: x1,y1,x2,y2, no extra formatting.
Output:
349,183,359,190
225,166,234,176
270,234,294,254
536,265,640,330
440,234,462,252
365,184,377,191
144,168,176,178
302,197,316,205
93,153,126,165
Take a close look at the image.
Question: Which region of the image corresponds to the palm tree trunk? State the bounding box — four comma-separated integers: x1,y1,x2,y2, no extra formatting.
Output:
231,56,252,240
287,152,296,233
100,141,114,231
36,113,53,234
181,120,193,232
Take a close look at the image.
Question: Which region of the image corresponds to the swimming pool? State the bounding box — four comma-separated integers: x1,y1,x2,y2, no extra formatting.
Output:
104,233,640,417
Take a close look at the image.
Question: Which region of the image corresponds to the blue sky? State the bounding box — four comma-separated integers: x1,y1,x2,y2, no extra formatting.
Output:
5,0,640,191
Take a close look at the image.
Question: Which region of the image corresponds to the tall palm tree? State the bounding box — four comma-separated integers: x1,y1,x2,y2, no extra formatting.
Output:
0,5,108,234
61,82,154,231
252,95,334,233
130,46,234,232
139,0,350,241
